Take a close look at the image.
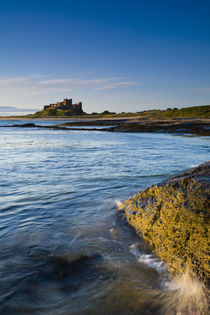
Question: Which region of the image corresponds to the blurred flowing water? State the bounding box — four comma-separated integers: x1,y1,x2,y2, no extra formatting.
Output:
0,120,209,314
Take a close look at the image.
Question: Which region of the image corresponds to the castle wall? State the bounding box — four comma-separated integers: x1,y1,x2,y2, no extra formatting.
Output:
63,98,72,107
43,99,83,114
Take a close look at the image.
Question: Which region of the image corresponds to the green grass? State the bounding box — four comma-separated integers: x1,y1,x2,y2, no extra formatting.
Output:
31,105,210,119
151,105,210,119
2,105,210,119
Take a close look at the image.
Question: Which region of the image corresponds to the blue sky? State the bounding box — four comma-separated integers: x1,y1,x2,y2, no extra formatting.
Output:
0,0,210,114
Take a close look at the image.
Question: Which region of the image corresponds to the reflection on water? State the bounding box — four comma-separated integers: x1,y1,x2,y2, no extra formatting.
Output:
0,121,209,314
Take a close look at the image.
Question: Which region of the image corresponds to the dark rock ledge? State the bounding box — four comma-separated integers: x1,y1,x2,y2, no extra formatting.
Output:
1,119,210,136
120,162,209,285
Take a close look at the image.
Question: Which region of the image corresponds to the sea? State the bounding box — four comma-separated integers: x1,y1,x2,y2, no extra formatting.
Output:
0,120,209,314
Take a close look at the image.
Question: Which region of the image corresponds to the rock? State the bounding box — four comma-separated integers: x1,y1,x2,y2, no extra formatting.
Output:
49,254,103,279
123,162,209,284
12,123,37,127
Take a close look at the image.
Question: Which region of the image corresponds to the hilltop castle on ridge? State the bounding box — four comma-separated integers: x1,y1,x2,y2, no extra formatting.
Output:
43,98,83,115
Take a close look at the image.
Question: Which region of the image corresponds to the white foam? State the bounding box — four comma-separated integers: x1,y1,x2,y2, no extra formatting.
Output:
115,200,124,211
190,164,199,168
130,243,166,272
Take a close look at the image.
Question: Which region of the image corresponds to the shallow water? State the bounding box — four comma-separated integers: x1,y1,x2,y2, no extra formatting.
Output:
0,120,209,314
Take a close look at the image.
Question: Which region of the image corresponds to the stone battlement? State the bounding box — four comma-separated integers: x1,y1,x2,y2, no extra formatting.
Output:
43,98,83,116
44,98,82,112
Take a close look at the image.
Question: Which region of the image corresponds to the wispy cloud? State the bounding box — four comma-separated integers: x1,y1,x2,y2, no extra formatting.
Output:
0,75,137,99
0,106,36,112
95,81,135,90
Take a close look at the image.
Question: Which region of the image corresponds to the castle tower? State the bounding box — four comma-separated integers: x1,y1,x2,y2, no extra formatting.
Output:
63,98,72,108
77,102,82,110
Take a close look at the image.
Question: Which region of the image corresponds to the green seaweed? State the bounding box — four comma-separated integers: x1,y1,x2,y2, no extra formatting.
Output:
123,163,210,284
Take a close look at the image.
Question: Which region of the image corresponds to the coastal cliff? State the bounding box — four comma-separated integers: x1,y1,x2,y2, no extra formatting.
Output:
122,162,209,284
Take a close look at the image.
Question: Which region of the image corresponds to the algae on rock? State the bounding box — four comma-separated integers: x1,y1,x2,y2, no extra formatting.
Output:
123,162,210,284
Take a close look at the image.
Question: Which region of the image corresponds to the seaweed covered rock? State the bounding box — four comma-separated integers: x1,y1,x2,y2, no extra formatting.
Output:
123,162,209,284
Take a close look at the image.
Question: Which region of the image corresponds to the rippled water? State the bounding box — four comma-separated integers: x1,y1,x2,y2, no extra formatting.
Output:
0,120,209,314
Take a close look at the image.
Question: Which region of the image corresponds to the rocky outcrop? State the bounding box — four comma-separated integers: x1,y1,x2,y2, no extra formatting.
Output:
122,162,209,284
111,120,210,136
2,119,210,136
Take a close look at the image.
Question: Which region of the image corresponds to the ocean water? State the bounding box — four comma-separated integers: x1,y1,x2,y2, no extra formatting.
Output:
0,120,209,314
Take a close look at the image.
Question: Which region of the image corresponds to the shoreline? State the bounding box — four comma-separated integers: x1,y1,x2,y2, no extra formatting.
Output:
1,116,210,122
1,118,210,136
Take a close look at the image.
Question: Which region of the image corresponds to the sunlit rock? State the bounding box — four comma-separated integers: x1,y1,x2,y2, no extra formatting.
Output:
122,162,209,284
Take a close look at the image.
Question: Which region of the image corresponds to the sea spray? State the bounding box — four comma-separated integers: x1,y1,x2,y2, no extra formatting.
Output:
130,241,208,314
163,272,208,315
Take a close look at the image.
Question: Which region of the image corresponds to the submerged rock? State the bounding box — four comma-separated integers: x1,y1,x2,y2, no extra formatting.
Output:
12,123,37,128
43,253,114,290
122,162,209,284
49,254,103,279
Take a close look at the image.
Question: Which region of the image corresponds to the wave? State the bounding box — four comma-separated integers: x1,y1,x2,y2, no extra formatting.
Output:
130,243,166,273
163,272,208,314
130,242,208,314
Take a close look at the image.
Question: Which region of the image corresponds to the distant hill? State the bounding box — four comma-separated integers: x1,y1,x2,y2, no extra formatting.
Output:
83,105,210,119
29,107,86,118
84,105,210,119
144,105,210,119
9,105,210,119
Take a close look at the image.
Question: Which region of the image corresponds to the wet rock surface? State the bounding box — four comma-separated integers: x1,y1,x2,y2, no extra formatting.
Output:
122,162,210,284
48,254,108,281
111,120,210,136
40,253,113,289
12,123,38,128
1,119,210,135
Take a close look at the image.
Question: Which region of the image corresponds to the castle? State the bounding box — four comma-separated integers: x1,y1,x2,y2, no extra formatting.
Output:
43,98,83,115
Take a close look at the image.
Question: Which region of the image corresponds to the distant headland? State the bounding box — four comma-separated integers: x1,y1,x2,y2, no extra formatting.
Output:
31,104,210,119
0,102,209,121
0,103,210,136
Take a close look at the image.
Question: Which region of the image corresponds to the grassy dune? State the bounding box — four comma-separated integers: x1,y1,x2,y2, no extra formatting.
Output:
1,105,210,120
23,105,210,119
